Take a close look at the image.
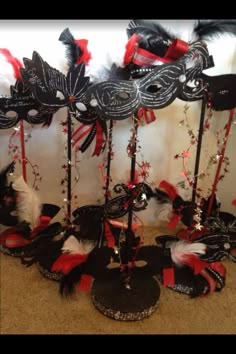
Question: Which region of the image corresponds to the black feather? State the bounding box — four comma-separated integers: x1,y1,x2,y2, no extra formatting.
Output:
193,20,236,41
0,161,15,194
59,28,81,68
153,188,172,204
127,20,175,43
127,20,175,58
0,161,16,226
60,266,82,297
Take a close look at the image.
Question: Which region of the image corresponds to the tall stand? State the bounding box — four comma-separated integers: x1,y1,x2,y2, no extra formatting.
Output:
91,116,160,321
206,108,235,217
66,110,72,224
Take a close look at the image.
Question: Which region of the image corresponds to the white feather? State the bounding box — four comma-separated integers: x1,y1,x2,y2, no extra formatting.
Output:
62,235,96,255
12,175,42,229
170,240,207,266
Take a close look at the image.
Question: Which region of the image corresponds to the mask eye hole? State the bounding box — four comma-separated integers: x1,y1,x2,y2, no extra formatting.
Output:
28,109,39,117
56,91,65,100
6,111,17,118
114,91,130,101
146,81,162,93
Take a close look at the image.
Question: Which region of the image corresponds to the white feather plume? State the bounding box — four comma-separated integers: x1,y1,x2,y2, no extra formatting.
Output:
170,240,207,266
12,175,42,229
62,235,96,255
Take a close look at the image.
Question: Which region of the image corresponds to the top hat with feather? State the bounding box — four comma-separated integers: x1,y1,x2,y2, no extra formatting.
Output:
0,175,61,257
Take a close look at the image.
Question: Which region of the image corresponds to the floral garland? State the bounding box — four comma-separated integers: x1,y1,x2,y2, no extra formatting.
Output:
175,104,232,199
8,124,42,190
60,118,80,222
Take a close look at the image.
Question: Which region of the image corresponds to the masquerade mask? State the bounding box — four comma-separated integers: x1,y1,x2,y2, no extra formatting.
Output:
85,41,212,120
198,73,236,111
0,80,58,128
20,52,90,116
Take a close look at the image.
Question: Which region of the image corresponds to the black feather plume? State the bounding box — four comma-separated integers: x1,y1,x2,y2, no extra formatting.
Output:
127,20,175,42
60,266,82,297
127,20,175,57
0,161,15,203
193,20,236,41
59,28,81,68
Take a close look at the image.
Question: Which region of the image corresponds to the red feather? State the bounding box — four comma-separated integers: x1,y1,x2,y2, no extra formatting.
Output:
232,199,236,207
0,48,23,80
74,39,92,65
77,274,93,292
123,33,141,66
51,253,88,274
158,180,178,201
178,253,208,274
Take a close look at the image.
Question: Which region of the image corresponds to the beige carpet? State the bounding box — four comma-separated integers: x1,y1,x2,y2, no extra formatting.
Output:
1,226,236,334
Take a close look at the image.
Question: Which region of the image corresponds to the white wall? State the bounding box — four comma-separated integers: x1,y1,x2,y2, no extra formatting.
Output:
0,20,235,225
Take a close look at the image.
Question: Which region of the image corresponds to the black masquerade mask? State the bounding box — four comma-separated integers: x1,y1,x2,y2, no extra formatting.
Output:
196,73,236,111
125,20,236,109
20,52,90,115
0,80,58,129
85,41,212,120
0,48,59,129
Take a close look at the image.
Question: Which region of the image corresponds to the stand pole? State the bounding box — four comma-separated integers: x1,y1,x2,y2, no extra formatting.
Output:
191,95,207,206
105,120,113,204
206,108,234,217
121,118,138,289
20,119,27,183
67,110,72,223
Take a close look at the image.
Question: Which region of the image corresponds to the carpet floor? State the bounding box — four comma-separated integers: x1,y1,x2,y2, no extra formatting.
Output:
1,226,236,334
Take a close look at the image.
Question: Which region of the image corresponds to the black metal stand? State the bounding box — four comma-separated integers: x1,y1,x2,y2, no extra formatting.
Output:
91,117,160,321
191,95,207,206
66,109,72,224
104,120,113,204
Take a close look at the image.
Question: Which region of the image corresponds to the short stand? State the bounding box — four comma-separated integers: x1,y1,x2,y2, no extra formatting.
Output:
91,268,160,321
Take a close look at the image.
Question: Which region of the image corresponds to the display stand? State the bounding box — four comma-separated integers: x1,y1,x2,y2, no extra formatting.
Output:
91,118,160,321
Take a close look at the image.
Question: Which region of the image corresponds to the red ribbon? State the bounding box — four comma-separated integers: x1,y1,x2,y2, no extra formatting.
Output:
163,267,175,286
92,120,104,156
167,213,182,229
137,108,156,124
77,274,93,292
104,220,115,248
210,262,226,278
30,215,51,239
131,38,189,67
72,124,93,150
164,38,189,61
0,227,31,248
